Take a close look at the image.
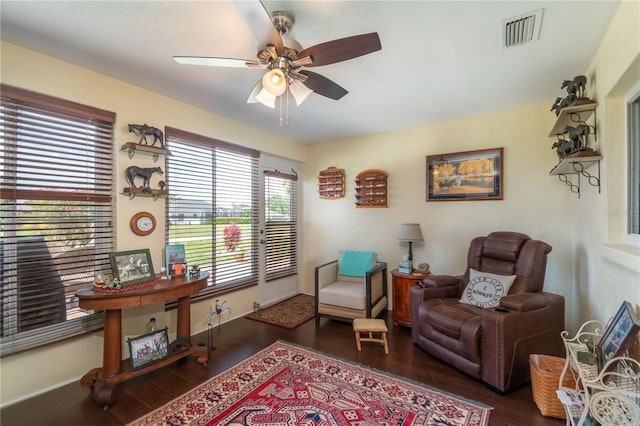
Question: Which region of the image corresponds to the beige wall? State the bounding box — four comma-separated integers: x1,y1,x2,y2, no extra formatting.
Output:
573,0,640,324
1,1,638,406
300,102,574,314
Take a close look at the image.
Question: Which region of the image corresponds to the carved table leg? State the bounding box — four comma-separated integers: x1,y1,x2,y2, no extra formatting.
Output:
102,309,123,377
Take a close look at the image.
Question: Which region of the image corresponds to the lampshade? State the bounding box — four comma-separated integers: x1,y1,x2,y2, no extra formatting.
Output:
289,79,313,106
262,69,287,96
255,88,276,108
397,223,424,241
246,80,262,104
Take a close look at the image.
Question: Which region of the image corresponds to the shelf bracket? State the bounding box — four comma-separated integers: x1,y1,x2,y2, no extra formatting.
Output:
553,158,601,198
557,173,581,196
572,161,600,194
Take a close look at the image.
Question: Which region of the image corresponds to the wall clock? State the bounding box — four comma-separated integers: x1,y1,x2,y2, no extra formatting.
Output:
130,211,156,236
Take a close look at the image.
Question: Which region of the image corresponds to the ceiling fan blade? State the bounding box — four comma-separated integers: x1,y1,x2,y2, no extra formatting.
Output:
174,56,262,68
233,0,284,54
299,70,348,100
298,33,381,67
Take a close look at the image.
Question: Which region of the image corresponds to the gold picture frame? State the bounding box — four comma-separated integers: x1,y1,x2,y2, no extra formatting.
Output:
426,147,503,201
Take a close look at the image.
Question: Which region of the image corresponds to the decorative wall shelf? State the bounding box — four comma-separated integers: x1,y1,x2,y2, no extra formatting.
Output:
548,98,601,197
121,187,168,200
317,167,345,199
120,142,171,162
549,101,598,136
355,169,388,208
549,151,602,198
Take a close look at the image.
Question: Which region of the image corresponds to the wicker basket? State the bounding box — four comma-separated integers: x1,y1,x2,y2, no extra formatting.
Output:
529,354,576,419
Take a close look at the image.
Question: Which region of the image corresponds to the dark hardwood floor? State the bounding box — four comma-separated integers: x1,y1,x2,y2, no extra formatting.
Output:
1,312,565,425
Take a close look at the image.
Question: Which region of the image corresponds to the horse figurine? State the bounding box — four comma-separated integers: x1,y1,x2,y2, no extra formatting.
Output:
561,75,588,100
563,124,591,151
552,138,574,160
551,96,573,116
128,123,164,148
125,166,163,188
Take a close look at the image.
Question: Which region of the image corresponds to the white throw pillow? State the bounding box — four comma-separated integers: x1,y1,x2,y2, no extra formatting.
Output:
459,268,516,308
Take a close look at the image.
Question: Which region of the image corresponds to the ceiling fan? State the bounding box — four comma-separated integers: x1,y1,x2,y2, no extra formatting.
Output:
173,0,381,113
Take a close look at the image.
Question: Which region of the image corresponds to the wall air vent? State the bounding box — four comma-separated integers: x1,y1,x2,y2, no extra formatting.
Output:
501,9,543,48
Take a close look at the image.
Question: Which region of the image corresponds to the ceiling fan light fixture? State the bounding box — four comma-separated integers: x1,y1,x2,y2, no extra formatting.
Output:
262,69,287,96
255,88,277,108
289,80,313,106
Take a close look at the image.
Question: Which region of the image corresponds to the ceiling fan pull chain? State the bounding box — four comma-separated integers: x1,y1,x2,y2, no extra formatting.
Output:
279,86,290,126
279,92,283,126
285,87,290,126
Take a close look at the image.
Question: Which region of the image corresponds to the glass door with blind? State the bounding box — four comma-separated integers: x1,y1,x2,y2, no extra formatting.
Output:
259,155,299,306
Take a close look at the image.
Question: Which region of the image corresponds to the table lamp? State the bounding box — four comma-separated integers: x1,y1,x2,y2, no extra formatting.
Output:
397,223,424,262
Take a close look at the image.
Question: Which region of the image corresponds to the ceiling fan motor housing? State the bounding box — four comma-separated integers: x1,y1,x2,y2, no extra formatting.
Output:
270,11,295,35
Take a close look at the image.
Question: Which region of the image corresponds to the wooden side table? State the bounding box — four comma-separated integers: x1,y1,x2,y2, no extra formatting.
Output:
75,273,209,406
391,269,430,327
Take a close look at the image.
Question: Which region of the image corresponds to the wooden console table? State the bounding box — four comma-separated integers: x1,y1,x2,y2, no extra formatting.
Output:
75,273,209,406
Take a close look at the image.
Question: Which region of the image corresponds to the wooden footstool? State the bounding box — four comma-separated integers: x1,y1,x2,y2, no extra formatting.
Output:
353,318,389,354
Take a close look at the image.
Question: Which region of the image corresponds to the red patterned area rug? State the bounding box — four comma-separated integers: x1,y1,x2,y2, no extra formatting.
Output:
244,294,315,329
128,341,492,426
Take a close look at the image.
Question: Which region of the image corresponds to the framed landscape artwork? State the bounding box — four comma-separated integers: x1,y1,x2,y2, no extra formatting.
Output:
426,147,503,201
109,248,155,286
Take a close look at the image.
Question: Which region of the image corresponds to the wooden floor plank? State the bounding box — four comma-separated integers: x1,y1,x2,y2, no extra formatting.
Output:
1,312,564,425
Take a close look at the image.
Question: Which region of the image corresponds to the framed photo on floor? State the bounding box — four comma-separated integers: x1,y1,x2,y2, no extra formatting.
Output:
109,248,155,286
596,301,639,371
128,327,169,369
426,147,503,201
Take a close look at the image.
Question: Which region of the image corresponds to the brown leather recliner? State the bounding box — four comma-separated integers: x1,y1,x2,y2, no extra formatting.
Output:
410,231,565,393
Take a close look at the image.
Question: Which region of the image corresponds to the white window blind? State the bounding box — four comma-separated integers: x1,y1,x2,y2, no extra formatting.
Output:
165,127,259,298
0,85,114,355
264,170,298,281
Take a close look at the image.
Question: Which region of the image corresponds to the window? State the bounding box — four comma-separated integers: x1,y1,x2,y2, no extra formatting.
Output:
628,91,640,238
0,85,114,355
165,127,259,299
264,170,298,281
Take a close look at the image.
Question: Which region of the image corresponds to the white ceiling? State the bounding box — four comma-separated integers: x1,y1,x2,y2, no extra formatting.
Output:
0,1,620,144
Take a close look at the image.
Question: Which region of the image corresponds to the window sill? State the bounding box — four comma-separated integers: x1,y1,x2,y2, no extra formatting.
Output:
600,243,640,273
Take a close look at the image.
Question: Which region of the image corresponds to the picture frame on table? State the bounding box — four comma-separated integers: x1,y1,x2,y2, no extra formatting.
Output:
426,147,503,201
596,301,639,371
165,244,187,277
128,327,169,370
109,248,155,287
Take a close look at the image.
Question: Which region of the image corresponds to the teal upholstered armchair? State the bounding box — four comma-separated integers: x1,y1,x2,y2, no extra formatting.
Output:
314,250,388,323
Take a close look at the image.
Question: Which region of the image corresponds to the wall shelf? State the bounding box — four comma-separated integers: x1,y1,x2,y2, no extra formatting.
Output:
317,167,345,199
548,97,601,197
549,101,598,136
120,142,171,162
355,169,388,208
549,151,601,198
121,187,168,200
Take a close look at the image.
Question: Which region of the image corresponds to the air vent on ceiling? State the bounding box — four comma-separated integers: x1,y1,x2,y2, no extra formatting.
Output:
501,8,543,48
